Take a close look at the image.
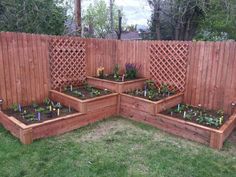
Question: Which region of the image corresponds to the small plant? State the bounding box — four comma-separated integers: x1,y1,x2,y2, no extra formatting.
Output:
54,102,62,109
32,102,38,109
113,64,120,81
73,90,84,97
84,83,93,92
24,113,35,120
90,89,101,97
145,80,156,91
160,83,170,95
35,107,45,113
44,98,51,106
125,63,140,79
147,90,156,100
11,103,18,112
97,66,104,78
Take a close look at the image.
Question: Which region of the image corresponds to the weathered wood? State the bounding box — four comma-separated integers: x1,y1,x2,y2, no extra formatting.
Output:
49,90,118,113
120,93,184,115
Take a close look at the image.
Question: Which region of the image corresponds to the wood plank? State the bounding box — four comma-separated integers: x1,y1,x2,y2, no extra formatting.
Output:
0,33,7,108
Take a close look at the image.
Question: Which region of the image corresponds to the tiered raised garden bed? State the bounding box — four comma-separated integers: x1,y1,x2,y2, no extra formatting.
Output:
0,85,119,144
87,76,147,93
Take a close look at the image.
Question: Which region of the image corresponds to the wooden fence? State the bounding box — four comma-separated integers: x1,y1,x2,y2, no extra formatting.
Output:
0,32,235,114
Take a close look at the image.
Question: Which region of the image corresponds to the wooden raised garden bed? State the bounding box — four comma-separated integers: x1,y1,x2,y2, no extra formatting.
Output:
49,87,118,114
120,102,236,149
0,96,117,144
120,92,184,115
87,76,147,93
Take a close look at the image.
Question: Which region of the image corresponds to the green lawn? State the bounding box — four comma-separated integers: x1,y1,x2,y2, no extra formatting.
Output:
0,116,236,177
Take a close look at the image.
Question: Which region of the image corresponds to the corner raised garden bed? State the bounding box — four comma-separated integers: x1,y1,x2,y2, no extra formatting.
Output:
49,85,118,114
87,76,147,93
121,102,236,149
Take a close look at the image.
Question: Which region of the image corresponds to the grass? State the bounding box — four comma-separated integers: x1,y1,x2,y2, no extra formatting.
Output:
0,116,236,177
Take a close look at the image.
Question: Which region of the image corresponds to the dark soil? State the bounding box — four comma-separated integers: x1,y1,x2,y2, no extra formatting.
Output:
3,104,77,125
95,74,141,82
124,89,175,101
62,85,112,100
161,104,230,129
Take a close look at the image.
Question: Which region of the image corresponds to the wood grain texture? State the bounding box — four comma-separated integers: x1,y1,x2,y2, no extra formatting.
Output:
0,32,50,109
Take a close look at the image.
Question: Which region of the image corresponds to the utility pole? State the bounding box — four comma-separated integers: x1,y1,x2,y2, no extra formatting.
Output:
110,0,114,33
75,0,81,36
117,10,122,40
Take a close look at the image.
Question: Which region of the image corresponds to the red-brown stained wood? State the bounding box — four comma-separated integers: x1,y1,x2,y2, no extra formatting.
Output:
120,106,236,149
87,76,147,93
0,105,117,144
49,90,118,113
120,93,183,115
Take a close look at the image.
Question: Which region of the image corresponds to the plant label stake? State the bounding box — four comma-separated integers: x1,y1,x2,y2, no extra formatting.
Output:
144,85,147,97
183,111,186,118
57,109,60,116
122,74,125,82
37,112,41,121
68,105,71,113
0,99,3,111
49,105,52,112
70,85,73,92
177,104,180,111
18,104,22,112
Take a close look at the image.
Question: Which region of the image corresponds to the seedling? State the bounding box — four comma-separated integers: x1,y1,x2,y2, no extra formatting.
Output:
11,103,18,112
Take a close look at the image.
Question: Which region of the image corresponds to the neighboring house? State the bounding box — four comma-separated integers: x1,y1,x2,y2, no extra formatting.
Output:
106,31,142,40
120,31,142,40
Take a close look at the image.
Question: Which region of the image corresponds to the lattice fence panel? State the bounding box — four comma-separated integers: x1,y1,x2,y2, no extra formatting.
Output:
49,37,86,89
149,42,189,92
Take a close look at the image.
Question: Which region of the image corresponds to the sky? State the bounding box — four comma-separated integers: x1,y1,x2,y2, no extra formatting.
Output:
81,0,152,26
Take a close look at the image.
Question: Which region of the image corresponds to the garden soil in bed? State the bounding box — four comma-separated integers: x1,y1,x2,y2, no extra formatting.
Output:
62,85,112,100
3,104,77,125
95,74,142,82
161,104,230,129
124,89,176,101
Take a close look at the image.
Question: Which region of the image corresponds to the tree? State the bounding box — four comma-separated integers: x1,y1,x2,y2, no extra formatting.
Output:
75,0,82,36
148,0,206,40
0,0,67,35
83,0,125,38
196,0,236,40
83,0,110,38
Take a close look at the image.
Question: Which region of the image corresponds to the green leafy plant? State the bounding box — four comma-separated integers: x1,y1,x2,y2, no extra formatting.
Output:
44,98,51,106
147,90,156,100
11,103,18,112
160,83,170,94
24,113,35,120
35,107,45,113
125,63,140,79
145,80,156,91
32,102,38,109
113,64,120,81
54,102,62,109
73,90,84,97
84,83,92,92
90,89,101,97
